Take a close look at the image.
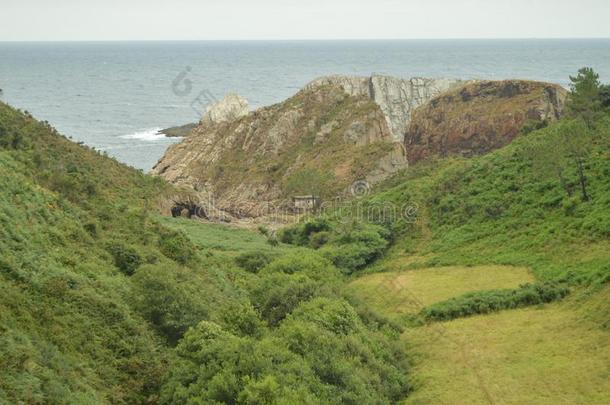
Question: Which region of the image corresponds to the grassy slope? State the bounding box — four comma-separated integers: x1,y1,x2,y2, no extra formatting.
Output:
345,116,610,403
2,93,608,403
156,216,291,258
404,288,610,404
1,102,411,404
347,267,610,403
346,266,534,320
0,102,239,403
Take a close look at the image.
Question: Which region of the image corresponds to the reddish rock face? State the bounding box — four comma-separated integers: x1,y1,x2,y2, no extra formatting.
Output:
405,80,568,164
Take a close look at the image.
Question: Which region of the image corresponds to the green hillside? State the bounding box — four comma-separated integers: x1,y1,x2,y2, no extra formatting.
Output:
274,70,610,403
0,102,409,403
1,68,609,404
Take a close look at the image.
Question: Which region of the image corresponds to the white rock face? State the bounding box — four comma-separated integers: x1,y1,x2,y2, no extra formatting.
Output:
201,93,250,125
306,74,465,141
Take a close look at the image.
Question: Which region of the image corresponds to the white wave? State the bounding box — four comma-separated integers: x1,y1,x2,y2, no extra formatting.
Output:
119,128,171,142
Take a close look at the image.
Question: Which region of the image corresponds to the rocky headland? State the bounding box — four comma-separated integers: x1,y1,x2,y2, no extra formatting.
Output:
152,74,567,220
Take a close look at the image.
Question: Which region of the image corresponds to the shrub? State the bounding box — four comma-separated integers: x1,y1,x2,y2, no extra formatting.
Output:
278,217,331,246
261,250,338,281
131,263,209,344
250,273,319,326
319,223,390,274
158,230,197,264
160,322,319,404
257,225,269,236
105,242,142,276
309,231,330,249
520,118,548,135
288,297,362,335
235,251,275,273
421,282,570,322
219,302,266,338
83,221,98,237
266,234,279,246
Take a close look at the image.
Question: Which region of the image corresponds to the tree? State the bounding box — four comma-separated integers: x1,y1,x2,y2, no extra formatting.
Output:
525,128,573,197
600,84,610,108
560,119,592,201
526,120,592,202
567,67,604,128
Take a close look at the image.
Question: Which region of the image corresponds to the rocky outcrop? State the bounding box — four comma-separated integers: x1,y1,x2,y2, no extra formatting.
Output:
152,81,408,219
201,93,250,126
160,123,197,137
405,80,568,163
153,75,568,221
306,75,465,141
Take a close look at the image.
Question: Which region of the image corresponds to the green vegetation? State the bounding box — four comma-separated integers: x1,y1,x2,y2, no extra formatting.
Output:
234,251,276,273
340,69,610,403
420,282,570,322
1,68,609,404
280,219,392,274
0,101,409,403
346,265,535,320
403,291,610,405
567,67,607,127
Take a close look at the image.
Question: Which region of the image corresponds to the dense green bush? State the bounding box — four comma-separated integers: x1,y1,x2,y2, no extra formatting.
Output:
0,120,27,149
249,273,320,326
158,230,197,264
161,297,410,405
309,230,330,249
287,297,361,335
260,249,338,280
278,219,392,274
421,282,570,322
320,223,391,274
160,321,318,404
131,263,209,344
219,302,266,338
235,251,275,273
106,241,142,276
278,217,330,246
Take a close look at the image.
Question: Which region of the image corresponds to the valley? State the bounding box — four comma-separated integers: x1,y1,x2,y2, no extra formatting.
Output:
1,67,609,404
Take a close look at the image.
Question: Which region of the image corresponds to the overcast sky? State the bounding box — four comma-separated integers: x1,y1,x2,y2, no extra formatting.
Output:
1,0,609,41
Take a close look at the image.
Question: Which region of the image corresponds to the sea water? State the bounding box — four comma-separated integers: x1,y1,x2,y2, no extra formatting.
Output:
1,39,609,170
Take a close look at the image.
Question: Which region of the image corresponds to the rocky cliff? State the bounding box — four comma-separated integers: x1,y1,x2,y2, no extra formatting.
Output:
153,75,567,221
405,80,568,163
152,80,410,219
306,75,466,141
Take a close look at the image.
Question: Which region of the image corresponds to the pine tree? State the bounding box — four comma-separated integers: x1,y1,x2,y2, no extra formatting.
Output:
567,67,603,128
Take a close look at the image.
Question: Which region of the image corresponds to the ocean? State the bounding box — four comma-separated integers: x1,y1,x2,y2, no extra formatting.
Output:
1,39,609,170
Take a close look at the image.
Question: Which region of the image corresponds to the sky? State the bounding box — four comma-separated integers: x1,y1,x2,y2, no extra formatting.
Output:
1,0,609,41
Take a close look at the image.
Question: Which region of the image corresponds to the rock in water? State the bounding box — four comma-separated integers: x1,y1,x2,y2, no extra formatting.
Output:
160,123,197,137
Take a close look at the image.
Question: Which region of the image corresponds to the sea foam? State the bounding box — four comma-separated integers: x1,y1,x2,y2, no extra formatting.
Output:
119,128,171,142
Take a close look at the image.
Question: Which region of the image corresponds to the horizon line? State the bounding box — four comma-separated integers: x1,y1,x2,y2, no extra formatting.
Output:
1,37,610,43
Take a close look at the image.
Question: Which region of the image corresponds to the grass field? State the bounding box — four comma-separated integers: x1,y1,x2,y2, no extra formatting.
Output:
156,216,292,257
403,288,610,404
347,266,610,404
346,265,534,319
